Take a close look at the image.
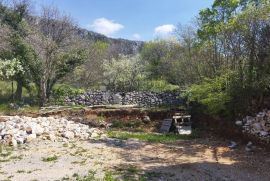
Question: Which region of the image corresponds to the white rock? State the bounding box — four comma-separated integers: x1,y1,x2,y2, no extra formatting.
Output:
252,123,262,131
90,132,99,138
260,131,268,136
48,134,56,141
235,120,242,126
62,131,75,139
11,138,17,147
33,125,44,136
16,137,25,144
26,134,36,143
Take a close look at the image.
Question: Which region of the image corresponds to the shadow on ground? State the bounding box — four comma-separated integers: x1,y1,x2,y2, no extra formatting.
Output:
89,136,270,181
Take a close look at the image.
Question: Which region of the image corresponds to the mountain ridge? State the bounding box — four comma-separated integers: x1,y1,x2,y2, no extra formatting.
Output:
75,27,144,55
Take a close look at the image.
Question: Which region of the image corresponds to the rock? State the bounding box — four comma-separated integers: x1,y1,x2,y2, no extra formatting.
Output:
142,116,151,124
26,134,37,143
62,131,75,139
25,127,32,134
3,134,12,145
245,141,256,152
260,131,268,136
90,132,99,138
33,125,44,136
48,134,56,141
235,120,242,126
11,138,17,147
16,137,25,144
251,123,262,131
228,141,237,149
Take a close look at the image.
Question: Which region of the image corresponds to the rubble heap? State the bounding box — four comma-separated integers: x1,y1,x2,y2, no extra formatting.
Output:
237,109,270,142
0,116,103,146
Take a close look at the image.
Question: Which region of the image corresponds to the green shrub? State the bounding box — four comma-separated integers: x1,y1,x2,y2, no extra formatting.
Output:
139,79,179,92
184,75,231,116
52,84,85,104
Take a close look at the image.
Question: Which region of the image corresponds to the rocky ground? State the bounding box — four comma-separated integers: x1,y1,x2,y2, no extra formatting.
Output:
0,115,270,181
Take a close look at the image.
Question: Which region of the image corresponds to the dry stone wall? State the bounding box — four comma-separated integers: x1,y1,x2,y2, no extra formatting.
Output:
65,91,184,107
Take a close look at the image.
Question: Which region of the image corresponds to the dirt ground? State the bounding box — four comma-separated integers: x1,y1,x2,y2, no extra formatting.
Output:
1,135,270,181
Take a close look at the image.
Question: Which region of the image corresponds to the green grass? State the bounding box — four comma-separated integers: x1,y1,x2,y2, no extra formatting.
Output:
107,131,193,143
42,155,58,162
111,120,142,129
0,103,40,114
0,81,36,100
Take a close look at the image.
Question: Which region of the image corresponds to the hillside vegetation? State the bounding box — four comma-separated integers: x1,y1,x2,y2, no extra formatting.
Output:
1,0,270,120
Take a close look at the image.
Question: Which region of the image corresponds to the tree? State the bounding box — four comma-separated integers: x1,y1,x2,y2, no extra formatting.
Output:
27,6,86,106
70,40,109,88
0,58,24,101
102,55,144,91
0,24,11,52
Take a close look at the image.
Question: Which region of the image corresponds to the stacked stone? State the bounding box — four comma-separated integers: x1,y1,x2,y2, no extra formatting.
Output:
237,110,270,142
65,91,183,107
0,116,103,146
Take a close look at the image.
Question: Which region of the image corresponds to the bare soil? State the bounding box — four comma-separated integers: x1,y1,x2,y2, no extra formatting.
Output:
0,135,270,181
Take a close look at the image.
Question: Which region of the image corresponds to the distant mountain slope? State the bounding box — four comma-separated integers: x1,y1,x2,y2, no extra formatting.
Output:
76,28,144,55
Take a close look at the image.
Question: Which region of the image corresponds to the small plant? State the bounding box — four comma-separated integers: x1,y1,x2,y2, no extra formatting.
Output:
75,170,96,181
103,171,117,181
42,155,58,162
16,170,26,173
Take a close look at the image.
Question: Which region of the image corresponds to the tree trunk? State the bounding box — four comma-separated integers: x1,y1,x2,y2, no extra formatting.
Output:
39,77,47,107
15,79,23,101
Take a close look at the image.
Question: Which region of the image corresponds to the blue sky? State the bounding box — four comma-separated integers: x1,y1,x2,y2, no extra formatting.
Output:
37,0,214,41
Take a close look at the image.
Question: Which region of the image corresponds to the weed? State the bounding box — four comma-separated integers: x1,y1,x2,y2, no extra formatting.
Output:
62,143,69,147
71,159,87,165
42,155,58,162
17,170,26,173
75,170,96,181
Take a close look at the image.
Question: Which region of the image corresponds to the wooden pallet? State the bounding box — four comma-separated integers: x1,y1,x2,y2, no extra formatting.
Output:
160,119,173,133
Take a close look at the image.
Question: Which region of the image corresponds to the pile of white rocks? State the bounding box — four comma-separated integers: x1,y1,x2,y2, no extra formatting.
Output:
236,109,270,142
0,116,103,146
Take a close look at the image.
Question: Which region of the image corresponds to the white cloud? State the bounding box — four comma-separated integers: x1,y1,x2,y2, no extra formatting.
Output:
132,33,141,40
89,18,124,36
154,24,176,36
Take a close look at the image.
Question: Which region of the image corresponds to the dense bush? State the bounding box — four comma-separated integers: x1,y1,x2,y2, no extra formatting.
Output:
52,84,85,104
184,75,231,116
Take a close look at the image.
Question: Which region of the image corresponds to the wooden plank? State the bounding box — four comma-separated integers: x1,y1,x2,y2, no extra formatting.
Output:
173,115,191,119
160,119,173,133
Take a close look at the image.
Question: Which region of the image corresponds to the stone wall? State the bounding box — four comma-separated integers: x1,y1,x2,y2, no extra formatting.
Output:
65,91,184,107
